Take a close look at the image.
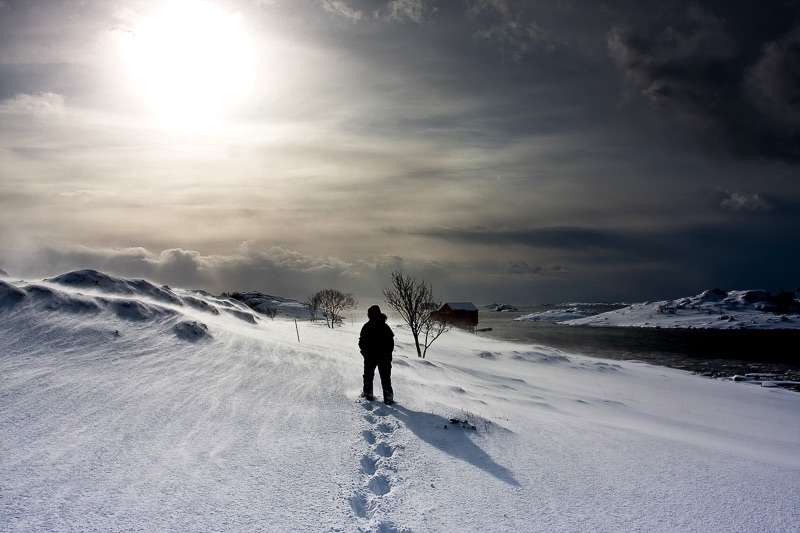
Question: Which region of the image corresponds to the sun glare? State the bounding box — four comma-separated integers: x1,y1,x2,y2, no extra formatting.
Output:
124,1,255,126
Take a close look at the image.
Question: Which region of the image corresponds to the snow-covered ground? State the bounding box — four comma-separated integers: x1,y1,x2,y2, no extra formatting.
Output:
1,271,799,532
516,288,800,330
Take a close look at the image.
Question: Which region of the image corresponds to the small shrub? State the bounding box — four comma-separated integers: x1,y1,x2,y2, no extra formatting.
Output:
443,409,492,433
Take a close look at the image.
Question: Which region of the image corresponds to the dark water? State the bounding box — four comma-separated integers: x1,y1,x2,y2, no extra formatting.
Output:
474,306,800,377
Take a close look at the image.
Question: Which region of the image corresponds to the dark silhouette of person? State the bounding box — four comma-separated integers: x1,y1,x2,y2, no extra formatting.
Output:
358,305,395,404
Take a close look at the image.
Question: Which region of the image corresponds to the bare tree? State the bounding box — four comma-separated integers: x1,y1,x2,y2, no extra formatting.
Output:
419,312,451,358
382,270,450,358
304,292,322,322
314,288,358,329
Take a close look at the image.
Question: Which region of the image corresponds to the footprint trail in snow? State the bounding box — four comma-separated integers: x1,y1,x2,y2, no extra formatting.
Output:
348,401,410,532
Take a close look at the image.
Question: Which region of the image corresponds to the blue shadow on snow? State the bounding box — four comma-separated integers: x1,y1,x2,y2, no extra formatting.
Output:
385,404,519,487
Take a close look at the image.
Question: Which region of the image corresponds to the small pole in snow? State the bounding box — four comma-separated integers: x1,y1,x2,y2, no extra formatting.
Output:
295,319,300,343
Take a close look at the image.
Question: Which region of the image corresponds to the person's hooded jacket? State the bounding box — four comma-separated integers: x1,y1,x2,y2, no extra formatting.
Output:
359,306,394,360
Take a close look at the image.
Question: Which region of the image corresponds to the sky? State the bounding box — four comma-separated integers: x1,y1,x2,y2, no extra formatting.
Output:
1,0,799,304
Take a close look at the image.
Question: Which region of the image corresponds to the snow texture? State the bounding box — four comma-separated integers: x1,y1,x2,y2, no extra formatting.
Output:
1,272,799,532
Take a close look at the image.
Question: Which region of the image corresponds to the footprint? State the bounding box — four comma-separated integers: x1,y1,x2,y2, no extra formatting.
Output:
364,414,376,424
360,455,377,475
368,474,391,496
376,422,394,434
363,430,376,445
374,522,412,533
375,442,394,458
349,492,371,518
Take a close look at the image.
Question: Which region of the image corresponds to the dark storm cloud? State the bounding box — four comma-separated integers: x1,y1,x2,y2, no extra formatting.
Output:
500,260,543,275
401,225,661,257
319,1,800,162
745,27,800,133
607,1,800,161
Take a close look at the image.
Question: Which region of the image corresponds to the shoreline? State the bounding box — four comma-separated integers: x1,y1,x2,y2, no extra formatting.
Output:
577,345,800,384
475,316,800,391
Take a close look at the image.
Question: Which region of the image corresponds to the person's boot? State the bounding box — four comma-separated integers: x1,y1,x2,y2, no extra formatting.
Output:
361,384,375,401
383,390,394,405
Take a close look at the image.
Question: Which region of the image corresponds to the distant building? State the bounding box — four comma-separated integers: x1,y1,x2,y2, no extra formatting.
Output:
432,302,479,332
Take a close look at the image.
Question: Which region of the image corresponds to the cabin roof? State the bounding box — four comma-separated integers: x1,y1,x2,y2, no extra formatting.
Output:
443,302,478,312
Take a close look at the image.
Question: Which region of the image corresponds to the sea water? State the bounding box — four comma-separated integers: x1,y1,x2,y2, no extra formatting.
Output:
474,306,800,369
347,304,799,371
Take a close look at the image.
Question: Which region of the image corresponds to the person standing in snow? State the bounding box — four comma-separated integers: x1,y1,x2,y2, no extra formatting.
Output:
359,304,395,405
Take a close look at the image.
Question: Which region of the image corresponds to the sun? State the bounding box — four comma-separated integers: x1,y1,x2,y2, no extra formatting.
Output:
124,1,256,126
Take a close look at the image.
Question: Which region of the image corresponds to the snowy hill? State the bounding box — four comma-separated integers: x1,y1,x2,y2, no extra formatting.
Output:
225,290,312,320
516,288,800,330
1,271,799,532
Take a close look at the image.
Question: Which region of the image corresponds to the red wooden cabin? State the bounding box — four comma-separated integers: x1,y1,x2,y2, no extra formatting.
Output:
432,302,479,332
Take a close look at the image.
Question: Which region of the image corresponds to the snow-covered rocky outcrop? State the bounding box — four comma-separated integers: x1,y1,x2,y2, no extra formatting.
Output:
485,303,519,312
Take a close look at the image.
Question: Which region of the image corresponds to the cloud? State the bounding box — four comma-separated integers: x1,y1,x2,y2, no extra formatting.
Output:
466,0,554,59
57,189,116,203
607,3,800,162
322,0,436,24
719,191,773,212
322,0,364,22
607,7,739,111
376,0,436,24
499,261,542,275
498,262,569,277
1,92,65,115
3,242,385,299
405,225,650,254
745,27,800,133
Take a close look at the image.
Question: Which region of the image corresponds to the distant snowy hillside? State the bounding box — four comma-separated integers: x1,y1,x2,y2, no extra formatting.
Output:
225,290,312,320
1,271,799,532
515,307,600,322
516,288,800,330
485,303,518,312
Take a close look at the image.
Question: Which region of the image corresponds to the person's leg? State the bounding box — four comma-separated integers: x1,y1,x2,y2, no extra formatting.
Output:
377,359,393,404
362,357,377,400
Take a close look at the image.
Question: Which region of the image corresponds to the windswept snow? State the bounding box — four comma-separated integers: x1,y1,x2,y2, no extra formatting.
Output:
1,272,799,532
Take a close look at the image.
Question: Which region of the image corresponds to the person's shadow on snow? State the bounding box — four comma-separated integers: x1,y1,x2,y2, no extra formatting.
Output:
386,404,519,486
